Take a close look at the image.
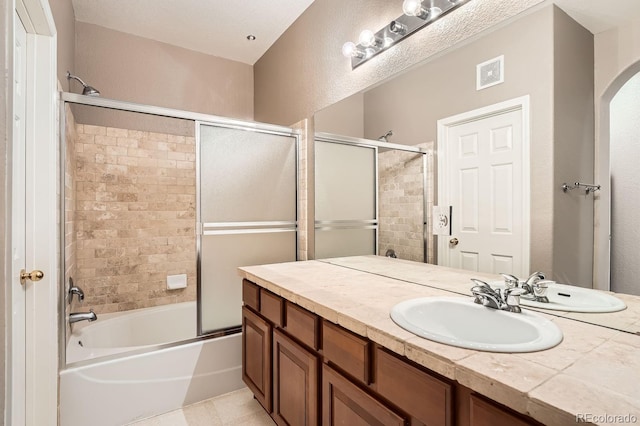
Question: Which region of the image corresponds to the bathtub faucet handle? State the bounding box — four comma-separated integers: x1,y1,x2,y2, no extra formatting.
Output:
69,284,85,304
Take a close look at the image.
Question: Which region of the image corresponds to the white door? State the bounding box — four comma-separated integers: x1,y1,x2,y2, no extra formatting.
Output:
10,3,59,425
438,99,529,277
11,13,28,425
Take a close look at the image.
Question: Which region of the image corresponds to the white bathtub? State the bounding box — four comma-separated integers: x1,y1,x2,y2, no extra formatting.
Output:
60,302,245,426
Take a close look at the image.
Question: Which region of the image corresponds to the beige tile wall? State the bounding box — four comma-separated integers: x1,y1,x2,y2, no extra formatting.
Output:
378,143,435,263
74,124,197,314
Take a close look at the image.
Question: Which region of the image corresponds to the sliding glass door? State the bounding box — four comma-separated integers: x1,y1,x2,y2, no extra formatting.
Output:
198,123,297,334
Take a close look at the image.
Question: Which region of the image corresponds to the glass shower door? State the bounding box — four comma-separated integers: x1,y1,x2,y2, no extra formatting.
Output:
199,123,297,334
315,138,378,258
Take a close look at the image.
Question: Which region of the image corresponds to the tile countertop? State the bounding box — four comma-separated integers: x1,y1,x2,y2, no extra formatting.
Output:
238,256,640,426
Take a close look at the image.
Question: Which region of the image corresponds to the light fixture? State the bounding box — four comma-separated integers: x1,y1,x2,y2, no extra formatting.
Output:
66,71,100,97
342,0,471,69
246,35,256,41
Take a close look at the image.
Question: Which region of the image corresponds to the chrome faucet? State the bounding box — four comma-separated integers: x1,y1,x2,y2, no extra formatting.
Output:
69,309,97,323
500,272,550,303
471,279,524,313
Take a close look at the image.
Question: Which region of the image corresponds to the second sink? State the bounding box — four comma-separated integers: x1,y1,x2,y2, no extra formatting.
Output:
390,296,563,353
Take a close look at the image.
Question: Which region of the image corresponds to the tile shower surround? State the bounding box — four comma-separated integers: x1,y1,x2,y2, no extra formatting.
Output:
73,123,197,314
378,143,435,263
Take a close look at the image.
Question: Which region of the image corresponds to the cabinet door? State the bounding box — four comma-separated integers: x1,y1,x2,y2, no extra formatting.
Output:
242,306,272,412
470,394,538,426
273,329,319,426
322,364,405,426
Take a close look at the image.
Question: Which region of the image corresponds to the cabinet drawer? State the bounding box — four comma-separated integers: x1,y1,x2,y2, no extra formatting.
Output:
374,346,453,426
260,289,284,327
242,279,260,311
285,301,320,350
322,321,370,384
322,364,405,426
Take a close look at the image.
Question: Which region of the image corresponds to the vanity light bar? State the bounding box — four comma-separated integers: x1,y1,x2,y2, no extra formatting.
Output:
343,0,471,69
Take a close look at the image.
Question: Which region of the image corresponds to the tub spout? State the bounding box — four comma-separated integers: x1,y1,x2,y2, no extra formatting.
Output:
69,309,97,324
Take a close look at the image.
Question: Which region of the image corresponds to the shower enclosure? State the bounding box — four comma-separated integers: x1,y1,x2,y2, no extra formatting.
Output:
59,93,298,425
314,132,432,261
60,94,298,361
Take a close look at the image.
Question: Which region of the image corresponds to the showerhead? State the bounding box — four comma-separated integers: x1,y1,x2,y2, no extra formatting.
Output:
378,130,393,142
66,71,100,97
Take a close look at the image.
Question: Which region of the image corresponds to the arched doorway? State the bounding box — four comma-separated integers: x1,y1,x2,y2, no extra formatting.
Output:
595,61,640,295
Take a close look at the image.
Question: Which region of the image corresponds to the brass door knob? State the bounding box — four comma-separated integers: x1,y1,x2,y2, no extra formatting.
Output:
20,269,44,285
449,238,459,246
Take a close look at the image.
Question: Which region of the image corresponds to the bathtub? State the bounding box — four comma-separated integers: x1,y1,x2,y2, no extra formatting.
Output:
59,302,245,426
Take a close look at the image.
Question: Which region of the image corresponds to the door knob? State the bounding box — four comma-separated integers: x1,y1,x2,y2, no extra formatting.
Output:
449,238,459,246
20,269,44,285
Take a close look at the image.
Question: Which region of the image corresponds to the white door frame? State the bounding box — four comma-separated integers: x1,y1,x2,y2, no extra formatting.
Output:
436,96,531,275
9,0,58,425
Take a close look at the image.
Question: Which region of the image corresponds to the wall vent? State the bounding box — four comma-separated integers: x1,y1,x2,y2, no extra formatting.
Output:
476,55,504,90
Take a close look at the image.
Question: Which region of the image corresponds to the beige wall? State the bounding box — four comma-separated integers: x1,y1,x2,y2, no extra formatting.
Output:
315,92,364,138
73,123,197,313
48,0,75,84
254,0,545,126
552,7,594,287
74,22,254,121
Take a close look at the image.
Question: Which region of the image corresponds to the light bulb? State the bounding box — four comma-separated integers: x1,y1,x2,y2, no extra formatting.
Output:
359,30,376,47
403,0,428,19
341,41,364,59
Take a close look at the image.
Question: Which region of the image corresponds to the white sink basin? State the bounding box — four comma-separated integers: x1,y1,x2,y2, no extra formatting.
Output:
490,281,626,313
390,297,563,353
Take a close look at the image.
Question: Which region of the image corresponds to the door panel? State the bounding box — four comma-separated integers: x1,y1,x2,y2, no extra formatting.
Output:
199,124,298,334
441,107,526,276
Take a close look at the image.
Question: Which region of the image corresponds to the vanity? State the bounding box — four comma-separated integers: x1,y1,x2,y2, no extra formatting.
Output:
238,256,640,426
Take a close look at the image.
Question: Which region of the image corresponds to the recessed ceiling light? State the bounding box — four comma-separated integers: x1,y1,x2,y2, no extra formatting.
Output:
246,35,256,41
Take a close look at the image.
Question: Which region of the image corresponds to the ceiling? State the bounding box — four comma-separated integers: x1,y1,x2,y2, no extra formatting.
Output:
71,0,640,66
71,0,316,65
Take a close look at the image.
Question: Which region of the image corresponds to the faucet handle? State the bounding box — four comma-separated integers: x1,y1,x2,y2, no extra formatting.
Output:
504,287,526,313
526,271,545,284
500,273,520,289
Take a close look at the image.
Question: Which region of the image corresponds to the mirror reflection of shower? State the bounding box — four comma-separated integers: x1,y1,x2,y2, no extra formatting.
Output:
378,130,393,142
66,71,101,96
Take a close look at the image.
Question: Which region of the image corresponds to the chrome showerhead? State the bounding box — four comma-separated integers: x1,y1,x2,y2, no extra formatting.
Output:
378,130,393,142
66,71,100,97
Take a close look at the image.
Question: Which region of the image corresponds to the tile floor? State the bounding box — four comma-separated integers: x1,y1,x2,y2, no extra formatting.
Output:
128,388,275,426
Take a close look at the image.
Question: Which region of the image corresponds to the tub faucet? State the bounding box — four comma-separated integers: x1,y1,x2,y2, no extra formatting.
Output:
69,309,97,324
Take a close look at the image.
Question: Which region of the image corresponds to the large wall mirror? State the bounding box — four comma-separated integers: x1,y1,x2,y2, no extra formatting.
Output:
314,2,640,334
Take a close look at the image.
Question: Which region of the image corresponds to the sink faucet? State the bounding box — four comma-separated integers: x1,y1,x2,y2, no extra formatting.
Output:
69,309,97,324
471,279,524,313
500,272,550,303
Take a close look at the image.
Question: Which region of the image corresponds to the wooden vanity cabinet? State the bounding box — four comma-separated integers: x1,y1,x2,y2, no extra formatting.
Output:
242,279,542,426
